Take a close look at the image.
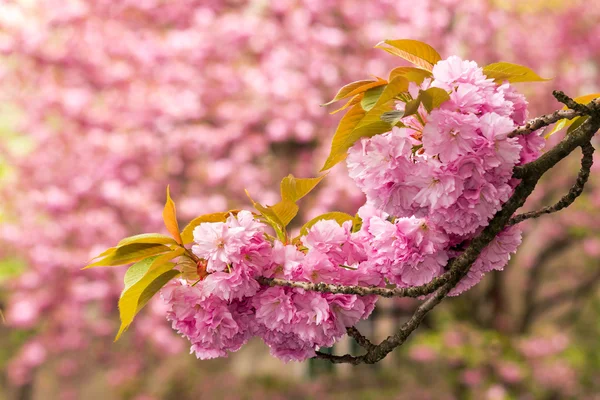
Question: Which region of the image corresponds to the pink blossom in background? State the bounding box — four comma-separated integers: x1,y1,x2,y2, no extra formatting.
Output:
0,0,599,395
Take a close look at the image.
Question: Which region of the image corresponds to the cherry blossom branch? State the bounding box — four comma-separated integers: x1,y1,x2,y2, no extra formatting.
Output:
346,326,376,351
257,274,450,298
507,109,583,138
509,141,594,225
307,93,600,364
261,95,600,305
507,90,598,138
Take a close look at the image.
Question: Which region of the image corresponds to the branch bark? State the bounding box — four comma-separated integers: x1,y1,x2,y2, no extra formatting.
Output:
266,94,600,364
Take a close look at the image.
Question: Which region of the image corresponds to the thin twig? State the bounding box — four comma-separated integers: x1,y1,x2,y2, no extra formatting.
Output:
346,326,375,351
553,90,590,114
507,109,583,138
510,141,594,225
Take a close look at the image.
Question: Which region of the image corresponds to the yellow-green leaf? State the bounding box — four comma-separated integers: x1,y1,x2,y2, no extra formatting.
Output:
403,98,421,117
321,103,394,171
299,212,356,237
252,200,283,227
544,93,599,138
370,76,409,111
123,249,183,292
117,233,178,247
322,79,386,106
163,186,182,244
361,86,385,111
245,190,286,240
180,211,235,244
419,87,450,112
270,200,299,227
380,110,406,126
89,246,118,262
115,267,180,341
483,62,551,83
572,93,600,105
330,93,363,114
280,175,326,202
355,100,397,131
375,39,441,71
567,116,589,135
84,243,172,269
389,67,433,84
544,118,569,138
180,256,200,282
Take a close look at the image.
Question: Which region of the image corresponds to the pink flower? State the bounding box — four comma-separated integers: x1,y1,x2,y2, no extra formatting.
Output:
432,56,492,89
192,222,243,272
253,287,295,331
267,240,305,279
199,267,260,302
302,219,349,254
422,109,480,162
163,283,253,359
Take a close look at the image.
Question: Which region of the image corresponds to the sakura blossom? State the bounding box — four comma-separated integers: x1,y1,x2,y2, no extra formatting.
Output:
165,55,542,360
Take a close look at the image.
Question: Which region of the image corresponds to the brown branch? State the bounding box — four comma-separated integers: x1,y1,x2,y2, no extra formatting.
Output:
261,93,600,365
258,272,451,299
553,90,590,114
258,95,600,304
314,103,600,364
346,326,375,351
507,109,583,138
509,141,594,225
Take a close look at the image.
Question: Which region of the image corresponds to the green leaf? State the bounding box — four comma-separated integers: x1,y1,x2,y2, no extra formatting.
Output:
322,79,386,106
321,103,394,171
117,233,178,247
280,175,326,202
354,101,397,130
115,267,181,341
389,67,433,84
84,243,172,269
375,39,442,71
419,87,450,112
482,62,551,83
361,86,385,111
403,98,421,117
180,256,200,281
180,211,235,244
567,116,589,135
572,93,600,105
163,186,182,244
380,110,406,126
89,246,118,262
270,200,299,227
245,190,287,240
123,248,184,292
544,118,570,138
370,76,409,111
544,93,599,138
330,93,363,114
299,212,356,237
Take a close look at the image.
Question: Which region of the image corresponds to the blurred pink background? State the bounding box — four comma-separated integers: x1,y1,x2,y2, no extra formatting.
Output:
0,1,599,399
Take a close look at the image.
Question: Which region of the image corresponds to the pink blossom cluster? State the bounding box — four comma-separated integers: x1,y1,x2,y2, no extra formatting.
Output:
164,159,526,362
163,211,378,361
1,0,600,393
347,56,543,293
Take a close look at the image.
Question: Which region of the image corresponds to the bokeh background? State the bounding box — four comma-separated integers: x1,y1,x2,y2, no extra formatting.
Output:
0,0,599,399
